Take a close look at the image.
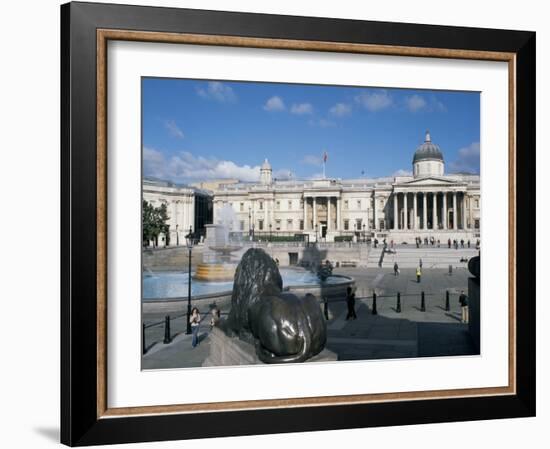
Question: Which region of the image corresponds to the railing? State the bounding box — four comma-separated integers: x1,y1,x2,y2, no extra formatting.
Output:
142,290,463,354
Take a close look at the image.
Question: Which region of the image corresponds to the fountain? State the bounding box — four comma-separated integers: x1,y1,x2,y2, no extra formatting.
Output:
194,205,242,281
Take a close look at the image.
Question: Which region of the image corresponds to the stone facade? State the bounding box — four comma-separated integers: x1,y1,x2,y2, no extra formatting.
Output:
211,132,480,243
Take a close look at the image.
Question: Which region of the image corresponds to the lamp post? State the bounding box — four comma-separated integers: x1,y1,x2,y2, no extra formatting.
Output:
185,226,193,335
363,224,366,242
248,207,252,240
269,223,272,242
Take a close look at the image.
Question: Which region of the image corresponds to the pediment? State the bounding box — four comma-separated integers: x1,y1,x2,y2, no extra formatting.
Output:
395,176,461,187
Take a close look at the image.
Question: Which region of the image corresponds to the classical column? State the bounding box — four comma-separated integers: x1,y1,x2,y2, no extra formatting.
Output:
423,192,427,230
442,192,447,230
413,192,417,230
337,197,341,230
468,195,473,230
303,197,308,230
313,197,317,230
453,192,457,230
403,192,408,230
393,193,398,230
432,192,437,229
461,192,466,230
264,199,268,227
327,197,331,230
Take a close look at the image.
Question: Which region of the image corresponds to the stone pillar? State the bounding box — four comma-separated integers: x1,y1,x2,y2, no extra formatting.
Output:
403,192,408,230
264,199,268,228
432,192,437,230
393,193,398,230
327,197,331,230
442,192,447,230
423,192,427,230
468,195,473,230
372,195,376,231
461,192,466,230
337,197,342,231
453,192,457,230
303,197,307,230
413,192,417,230
313,197,317,230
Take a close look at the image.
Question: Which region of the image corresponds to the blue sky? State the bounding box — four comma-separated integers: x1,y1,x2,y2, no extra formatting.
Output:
142,78,480,183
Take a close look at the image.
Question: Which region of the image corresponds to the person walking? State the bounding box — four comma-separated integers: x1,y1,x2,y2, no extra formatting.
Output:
416,266,422,283
459,290,469,323
393,262,399,276
460,239,464,248
190,307,201,348
345,287,357,320
448,238,451,249
419,258,423,270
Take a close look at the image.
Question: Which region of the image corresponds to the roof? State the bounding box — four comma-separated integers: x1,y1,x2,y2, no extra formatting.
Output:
412,131,444,164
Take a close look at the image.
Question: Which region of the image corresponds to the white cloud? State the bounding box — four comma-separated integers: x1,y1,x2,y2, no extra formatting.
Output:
449,142,480,174
329,103,352,117
143,147,261,183
405,94,447,113
164,120,184,139
405,94,427,112
290,103,313,115
263,96,285,111
392,169,413,177
302,155,323,166
196,82,236,102
355,89,392,111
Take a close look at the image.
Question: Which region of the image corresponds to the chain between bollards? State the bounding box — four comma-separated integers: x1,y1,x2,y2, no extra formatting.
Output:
163,315,171,344
396,292,401,313
421,291,426,312
445,290,450,311
372,292,378,315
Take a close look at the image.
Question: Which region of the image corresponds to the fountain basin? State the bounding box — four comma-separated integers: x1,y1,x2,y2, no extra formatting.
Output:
194,263,237,281
142,268,355,314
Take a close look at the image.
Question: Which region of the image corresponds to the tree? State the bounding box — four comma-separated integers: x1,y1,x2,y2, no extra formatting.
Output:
142,200,170,247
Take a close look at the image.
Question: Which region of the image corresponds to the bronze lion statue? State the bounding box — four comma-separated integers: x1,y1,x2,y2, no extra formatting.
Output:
226,248,326,363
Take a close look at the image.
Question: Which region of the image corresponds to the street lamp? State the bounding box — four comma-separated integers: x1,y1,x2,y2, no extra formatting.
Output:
363,224,366,242
185,226,193,335
248,207,252,239
269,223,273,242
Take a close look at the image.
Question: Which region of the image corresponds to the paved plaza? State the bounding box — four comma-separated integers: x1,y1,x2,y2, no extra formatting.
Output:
142,263,477,370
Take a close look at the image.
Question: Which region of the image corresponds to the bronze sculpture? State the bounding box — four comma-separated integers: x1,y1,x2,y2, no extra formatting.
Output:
226,248,327,363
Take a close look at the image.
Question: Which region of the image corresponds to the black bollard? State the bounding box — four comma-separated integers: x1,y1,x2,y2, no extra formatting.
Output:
142,322,146,355
421,291,426,312
445,290,450,311
396,292,401,313
372,292,378,315
163,315,171,344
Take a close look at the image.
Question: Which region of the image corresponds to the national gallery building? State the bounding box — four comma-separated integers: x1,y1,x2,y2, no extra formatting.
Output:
143,132,480,245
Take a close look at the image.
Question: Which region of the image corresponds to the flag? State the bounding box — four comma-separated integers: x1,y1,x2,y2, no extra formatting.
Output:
323,151,328,162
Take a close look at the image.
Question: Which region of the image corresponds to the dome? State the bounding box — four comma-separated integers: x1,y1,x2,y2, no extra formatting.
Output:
412,131,444,164
261,158,272,170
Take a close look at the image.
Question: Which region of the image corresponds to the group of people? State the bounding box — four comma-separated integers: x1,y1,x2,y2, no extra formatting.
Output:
187,305,222,348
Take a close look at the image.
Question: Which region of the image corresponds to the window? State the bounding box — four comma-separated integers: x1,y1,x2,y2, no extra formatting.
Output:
474,219,480,229
276,219,281,231
344,219,349,231
344,200,349,210
240,202,244,212
299,220,304,230
259,201,264,210
356,219,363,230
357,200,361,209
475,199,479,208
258,220,264,231
287,219,293,230
288,200,292,210
239,220,245,231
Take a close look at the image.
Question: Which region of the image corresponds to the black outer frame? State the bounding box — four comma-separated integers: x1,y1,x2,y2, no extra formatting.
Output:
61,1,536,446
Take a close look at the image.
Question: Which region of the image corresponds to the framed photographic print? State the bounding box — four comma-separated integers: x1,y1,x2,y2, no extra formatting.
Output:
61,1,536,446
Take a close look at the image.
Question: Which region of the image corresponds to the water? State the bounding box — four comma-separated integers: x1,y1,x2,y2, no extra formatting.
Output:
143,268,350,300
